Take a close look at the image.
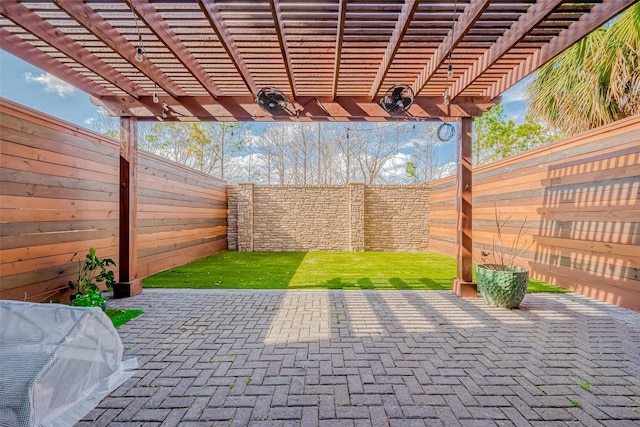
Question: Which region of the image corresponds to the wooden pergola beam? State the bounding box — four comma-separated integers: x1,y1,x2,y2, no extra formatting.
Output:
411,0,490,96
0,1,143,99
484,0,636,100
130,0,223,99
449,0,563,100
198,0,258,97
368,0,420,99
268,0,297,99
0,28,113,98
55,1,185,99
332,0,347,100
92,95,496,121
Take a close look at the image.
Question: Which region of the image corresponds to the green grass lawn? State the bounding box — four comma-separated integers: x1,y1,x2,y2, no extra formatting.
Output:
105,308,144,328
143,251,567,293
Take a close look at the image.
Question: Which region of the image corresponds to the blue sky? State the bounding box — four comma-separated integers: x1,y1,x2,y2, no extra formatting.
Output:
0,50,105,127
0,49,530,133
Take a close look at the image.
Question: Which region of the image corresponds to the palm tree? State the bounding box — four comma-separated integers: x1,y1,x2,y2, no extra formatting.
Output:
527,3,639,136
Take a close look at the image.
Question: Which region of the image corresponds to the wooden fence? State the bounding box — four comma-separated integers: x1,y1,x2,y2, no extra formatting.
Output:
430,115,640,310
136,152,227,277
1,96,638,309
0,98,227,302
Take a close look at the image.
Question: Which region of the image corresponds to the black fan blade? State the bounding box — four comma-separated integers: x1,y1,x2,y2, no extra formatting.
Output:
391,86,405,100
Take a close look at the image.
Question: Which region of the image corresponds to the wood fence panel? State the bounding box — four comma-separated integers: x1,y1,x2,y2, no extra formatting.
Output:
0,98,228,301
136,152,227,277
429,116,640,310
0,99,120,302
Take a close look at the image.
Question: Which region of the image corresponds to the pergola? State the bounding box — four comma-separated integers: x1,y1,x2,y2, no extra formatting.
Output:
0,0,633,297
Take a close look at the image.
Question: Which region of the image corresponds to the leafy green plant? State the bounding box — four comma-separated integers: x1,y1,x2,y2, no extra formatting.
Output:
69,289,106,308
580,380,591,392
571,399,581,408
69,247,116,308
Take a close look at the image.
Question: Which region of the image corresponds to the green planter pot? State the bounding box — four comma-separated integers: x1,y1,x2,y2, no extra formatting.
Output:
476,264,529,309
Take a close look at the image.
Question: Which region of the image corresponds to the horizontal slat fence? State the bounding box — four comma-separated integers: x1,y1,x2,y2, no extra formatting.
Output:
1,100,120,302
430,116,640,310
136,152,227,277
0,98,227,302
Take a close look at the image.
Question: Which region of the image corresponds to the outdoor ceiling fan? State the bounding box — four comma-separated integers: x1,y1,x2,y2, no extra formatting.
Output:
380,84,414,114
256,87,288,113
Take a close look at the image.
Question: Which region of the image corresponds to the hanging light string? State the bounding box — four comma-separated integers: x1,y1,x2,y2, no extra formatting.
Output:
447,0,459,79
128,0,144,62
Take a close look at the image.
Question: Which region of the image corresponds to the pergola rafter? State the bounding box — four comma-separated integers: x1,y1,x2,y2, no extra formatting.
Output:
54,0,185,98
331,0,347,100
0,28,112,98
268,0,297,99
197,0,258,97
0,1,143,99
368,0,420,100
484,0,637,99
130,0,223,99
410,0,490,98
0,0,629,121
448,0,564,101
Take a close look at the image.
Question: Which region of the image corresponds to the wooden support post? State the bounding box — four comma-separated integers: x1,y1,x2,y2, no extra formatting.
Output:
114,117,142,298
452,117,477,298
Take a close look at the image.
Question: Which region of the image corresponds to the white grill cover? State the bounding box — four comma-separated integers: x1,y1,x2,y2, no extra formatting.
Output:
0,300,137,427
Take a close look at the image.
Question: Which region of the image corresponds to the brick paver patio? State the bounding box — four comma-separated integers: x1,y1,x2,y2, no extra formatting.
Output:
78,290,640,427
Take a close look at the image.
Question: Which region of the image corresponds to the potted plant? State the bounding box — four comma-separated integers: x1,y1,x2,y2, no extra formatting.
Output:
68,247,116,309
476,205,532,309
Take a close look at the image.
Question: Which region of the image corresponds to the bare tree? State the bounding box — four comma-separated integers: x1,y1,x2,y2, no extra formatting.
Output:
258,124,290,184
405,125,445,183
355,123,408,184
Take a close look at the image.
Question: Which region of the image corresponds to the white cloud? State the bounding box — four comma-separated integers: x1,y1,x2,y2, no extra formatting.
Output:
84,117,95,126
380,152,411,183
24,72,75,96
500,76,532,104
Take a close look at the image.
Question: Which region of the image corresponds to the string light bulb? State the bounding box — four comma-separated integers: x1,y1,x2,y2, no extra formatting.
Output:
447,55,454,79
152,91,159,104
443,88,450,106
135,46,144,62
161,101,168,119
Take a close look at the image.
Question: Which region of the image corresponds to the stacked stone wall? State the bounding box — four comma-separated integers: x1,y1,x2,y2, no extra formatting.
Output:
364,185,430,251
228,184,430,252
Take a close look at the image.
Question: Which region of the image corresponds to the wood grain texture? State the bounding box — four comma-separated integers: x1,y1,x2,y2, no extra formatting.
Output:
0,98,227,302
429,115,640,310
136,148,228,278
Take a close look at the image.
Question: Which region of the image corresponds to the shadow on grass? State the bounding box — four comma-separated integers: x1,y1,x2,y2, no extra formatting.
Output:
143,251,566,292
417,278,451,290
